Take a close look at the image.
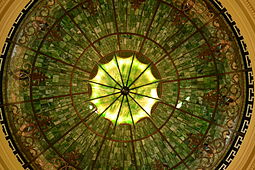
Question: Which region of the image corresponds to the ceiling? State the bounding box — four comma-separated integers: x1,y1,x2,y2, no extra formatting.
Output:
0,0,255,169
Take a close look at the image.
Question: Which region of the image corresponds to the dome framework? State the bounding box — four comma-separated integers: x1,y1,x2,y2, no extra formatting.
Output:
0,0,254,169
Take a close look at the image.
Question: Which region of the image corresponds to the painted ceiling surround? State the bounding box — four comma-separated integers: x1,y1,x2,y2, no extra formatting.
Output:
0,0,255,169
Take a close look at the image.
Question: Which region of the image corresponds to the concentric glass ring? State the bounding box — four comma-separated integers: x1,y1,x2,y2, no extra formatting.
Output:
0,0,253,169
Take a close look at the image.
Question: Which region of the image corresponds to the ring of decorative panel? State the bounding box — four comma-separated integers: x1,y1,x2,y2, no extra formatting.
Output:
0,0,254,169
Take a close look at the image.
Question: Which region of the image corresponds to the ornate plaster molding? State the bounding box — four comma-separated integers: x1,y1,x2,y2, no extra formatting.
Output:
251,162,255,170
243,0,255,19
0,0,255,169
0,0,7,12
0,0,13,22
240,2,255,169
0,0,6,7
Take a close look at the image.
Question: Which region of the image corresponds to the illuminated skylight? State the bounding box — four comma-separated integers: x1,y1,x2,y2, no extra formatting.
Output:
89,55,159,125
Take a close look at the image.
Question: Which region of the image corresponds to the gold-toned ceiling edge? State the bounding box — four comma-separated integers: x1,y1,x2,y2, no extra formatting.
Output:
222,1,255,169
251,164,255,170
0,1,29,169
0,0,7,11
243,0,255,19
0,0,15,22
0,151,9,170
0,0,255,169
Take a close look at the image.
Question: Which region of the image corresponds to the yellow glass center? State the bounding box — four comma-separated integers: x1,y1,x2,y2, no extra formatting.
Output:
89,55,159,125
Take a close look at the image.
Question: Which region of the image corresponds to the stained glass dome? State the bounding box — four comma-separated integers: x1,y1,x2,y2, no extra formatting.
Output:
0,0,254,169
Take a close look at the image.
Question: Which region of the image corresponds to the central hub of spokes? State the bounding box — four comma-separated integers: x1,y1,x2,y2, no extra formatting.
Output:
89,54,160,125
121,86,130,95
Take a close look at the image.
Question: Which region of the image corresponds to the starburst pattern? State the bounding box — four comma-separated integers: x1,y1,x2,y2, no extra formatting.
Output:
89,55,159,125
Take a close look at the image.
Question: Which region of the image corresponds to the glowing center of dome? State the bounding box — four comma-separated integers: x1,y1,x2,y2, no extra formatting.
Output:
121,86,130,95
89,55,159,125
